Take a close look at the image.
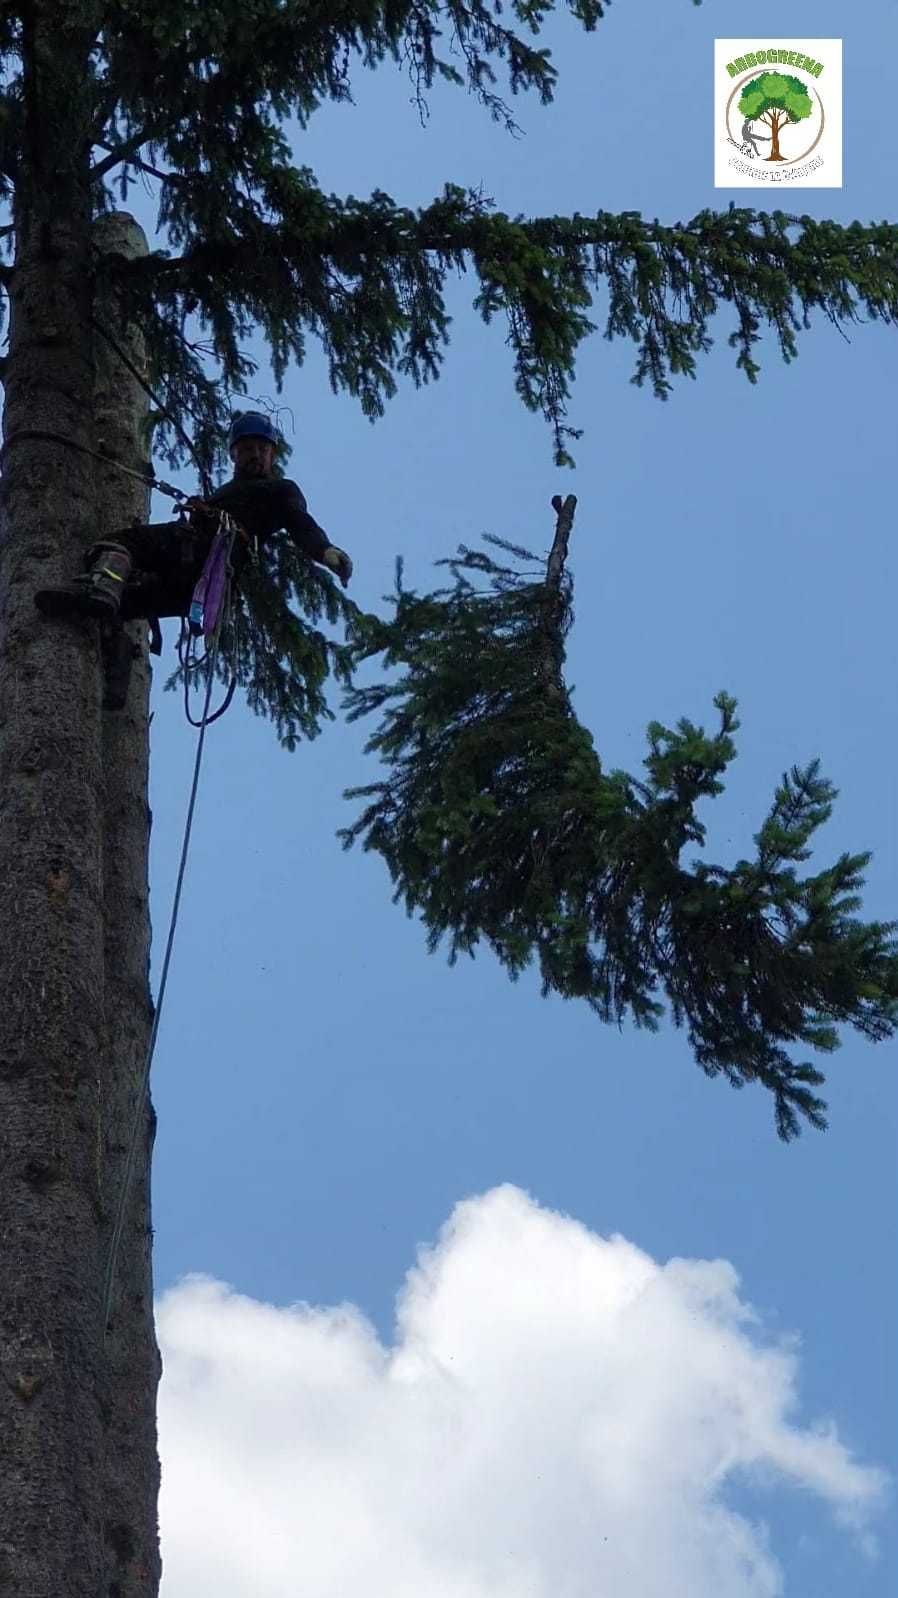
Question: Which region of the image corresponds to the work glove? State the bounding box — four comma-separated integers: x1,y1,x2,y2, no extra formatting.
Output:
321,545,353,587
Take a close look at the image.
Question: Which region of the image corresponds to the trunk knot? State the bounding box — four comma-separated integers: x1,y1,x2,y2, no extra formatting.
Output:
4,1370,45,1403
46,862,71,901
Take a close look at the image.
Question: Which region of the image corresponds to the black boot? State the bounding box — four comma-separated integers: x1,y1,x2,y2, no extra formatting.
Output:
35,542,133,622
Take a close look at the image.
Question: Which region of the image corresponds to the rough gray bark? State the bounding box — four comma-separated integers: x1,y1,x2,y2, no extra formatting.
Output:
92,211,162,1598
546,493,577,593
0,11,161,1590
539,492,577,701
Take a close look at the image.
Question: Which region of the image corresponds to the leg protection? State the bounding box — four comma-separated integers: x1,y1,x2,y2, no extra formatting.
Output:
82,541,134,612
100,620,138,711
35,542,133,622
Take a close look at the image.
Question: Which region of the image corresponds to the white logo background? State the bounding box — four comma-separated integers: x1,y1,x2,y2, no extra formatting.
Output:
714,39,842,189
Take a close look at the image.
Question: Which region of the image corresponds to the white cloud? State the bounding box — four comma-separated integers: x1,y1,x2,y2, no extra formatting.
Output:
157,1184,887,1598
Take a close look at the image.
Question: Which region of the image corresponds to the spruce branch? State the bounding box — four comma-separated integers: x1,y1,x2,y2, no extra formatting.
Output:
94,186,898,467
340,506,898,1139
63,9,893,471
91,131,165,183
163,533,373,751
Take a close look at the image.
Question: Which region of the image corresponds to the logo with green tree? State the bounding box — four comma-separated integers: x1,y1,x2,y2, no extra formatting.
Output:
725,70,822,166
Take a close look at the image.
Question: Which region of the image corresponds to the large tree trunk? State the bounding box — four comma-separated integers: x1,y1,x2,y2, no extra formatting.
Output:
92,210,162,1598
0,9,160,1588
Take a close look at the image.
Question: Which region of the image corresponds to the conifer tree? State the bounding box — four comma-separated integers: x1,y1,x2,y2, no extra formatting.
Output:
341,500,898,1141
0,3,896,1593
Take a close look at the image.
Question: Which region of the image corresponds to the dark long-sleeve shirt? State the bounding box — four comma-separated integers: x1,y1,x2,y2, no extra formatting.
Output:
200,474,331,563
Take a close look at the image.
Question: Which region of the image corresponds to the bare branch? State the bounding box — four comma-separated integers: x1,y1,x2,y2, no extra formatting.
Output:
90,131,156,182
546,493,577,591
90,139,192,199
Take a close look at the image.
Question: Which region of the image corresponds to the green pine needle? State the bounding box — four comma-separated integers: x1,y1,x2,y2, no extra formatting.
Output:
341,538,898,1139
163,528,372,749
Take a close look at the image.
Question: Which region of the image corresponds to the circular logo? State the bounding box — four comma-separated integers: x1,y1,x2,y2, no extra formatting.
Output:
724,70,824,167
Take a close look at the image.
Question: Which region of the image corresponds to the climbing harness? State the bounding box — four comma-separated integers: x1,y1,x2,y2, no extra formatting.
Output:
100,511,240,1341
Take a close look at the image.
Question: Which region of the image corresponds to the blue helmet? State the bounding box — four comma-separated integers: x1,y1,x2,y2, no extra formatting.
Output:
227,410,281,454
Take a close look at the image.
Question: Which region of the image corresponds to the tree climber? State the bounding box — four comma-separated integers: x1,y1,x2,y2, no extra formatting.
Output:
741,118,771,158
34,412,353,707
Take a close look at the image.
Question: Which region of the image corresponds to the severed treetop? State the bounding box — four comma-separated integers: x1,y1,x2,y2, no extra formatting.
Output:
340,499,898,1140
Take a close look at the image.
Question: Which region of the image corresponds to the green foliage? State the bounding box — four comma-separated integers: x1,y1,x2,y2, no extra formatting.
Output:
340,539,898,1139
3,0,892,1110
0,2,883,475
0,0,890,1142
87,188,898,476
739,72,813,126
163,532,371,749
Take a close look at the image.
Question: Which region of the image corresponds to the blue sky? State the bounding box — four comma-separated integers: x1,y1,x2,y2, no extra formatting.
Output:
101,1,897,1592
